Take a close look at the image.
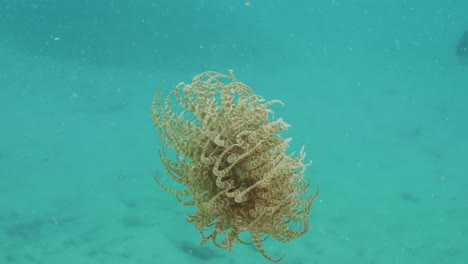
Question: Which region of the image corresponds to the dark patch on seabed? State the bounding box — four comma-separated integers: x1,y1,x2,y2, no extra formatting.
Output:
177,241,223,260
121,216,151,228
400,193,420,204
456,30,468,66
6,218,47,240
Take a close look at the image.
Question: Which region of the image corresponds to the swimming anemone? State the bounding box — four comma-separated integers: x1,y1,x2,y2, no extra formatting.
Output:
150,71,319,262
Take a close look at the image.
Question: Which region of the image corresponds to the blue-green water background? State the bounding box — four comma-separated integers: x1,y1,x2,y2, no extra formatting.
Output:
1,0,467,263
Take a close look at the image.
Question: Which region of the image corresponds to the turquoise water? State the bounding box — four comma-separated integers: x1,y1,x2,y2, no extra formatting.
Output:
1,1,468,263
